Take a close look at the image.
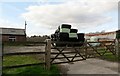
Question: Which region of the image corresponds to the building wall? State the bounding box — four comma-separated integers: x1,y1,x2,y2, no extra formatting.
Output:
16,35,26,41
2,35,26,42
2,35,8,41
85,32,116,40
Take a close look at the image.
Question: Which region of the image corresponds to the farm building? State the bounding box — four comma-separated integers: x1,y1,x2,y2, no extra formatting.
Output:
85,31,116,41
0,28,26,42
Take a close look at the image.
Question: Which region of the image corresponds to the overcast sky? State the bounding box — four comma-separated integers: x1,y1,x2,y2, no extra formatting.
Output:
0,0,119,36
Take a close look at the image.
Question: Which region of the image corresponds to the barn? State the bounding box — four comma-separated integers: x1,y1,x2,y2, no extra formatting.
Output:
0,28,26,42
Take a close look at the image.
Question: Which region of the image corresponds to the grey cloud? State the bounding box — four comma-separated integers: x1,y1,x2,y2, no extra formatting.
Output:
21,0,117,29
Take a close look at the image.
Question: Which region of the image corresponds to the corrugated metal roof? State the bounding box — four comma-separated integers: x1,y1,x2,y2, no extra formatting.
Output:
0,28,26,35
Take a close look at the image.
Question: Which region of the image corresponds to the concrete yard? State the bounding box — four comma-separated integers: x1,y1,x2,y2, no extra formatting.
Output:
59,58,118,75
68,58,118,74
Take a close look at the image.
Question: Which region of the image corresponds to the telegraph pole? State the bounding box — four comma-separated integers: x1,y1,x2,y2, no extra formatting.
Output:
24,21,27,41
25,21,27,35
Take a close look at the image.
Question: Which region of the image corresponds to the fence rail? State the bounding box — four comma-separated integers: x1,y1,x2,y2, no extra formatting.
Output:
3,52,46,56
3,62,45,69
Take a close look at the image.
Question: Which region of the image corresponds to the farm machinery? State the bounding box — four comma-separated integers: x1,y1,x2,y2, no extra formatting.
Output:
50,24,85,46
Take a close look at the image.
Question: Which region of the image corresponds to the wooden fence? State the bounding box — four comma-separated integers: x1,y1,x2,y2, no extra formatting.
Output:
2,41,48,69
2,39,119,70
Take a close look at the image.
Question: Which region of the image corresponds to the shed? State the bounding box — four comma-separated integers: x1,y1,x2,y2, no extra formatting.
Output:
0,28,26,42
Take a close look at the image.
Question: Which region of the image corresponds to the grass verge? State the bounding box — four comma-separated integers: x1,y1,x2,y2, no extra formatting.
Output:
96,49,118,62
3,55,60,76
100,53,118,62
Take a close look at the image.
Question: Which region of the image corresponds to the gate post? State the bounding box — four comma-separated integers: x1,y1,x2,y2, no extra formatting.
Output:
0,43,3,76
45,39,51,70
84,40,88,59
115,39,119,56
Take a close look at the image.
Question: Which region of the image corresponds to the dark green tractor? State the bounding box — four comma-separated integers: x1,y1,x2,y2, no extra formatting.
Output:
51,24,85,46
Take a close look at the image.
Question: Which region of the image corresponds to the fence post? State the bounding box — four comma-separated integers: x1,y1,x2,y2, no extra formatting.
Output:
45,39,51,70
84,40,88,59
0,43,3,76
115,39,119,56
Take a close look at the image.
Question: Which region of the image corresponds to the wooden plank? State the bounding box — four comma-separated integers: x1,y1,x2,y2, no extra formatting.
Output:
52,59,84,64
3,62,45,69
105,46,116,55
87,43,102,56
71,52,78,61
101,41,116,56
115,39,119,56
51,41,84,44
51,55,81,59
45,39,51,70
26,42,47,44
84,41,88,58
54,47,72,62
51,51,76,54
50,47,67,63
51,47,82,49
3,52,45,56
74,48,86,60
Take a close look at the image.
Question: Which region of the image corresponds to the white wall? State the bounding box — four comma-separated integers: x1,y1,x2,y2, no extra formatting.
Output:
85,32,116,40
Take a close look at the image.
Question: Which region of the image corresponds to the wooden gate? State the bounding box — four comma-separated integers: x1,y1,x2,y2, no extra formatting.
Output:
50,41,86,64
45,39,117,67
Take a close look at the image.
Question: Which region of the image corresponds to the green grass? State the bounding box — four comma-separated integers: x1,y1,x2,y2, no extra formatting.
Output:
3,65,60,76
95,49,118,62
100,53,118,62
3,55,60,76
3,55,40,66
